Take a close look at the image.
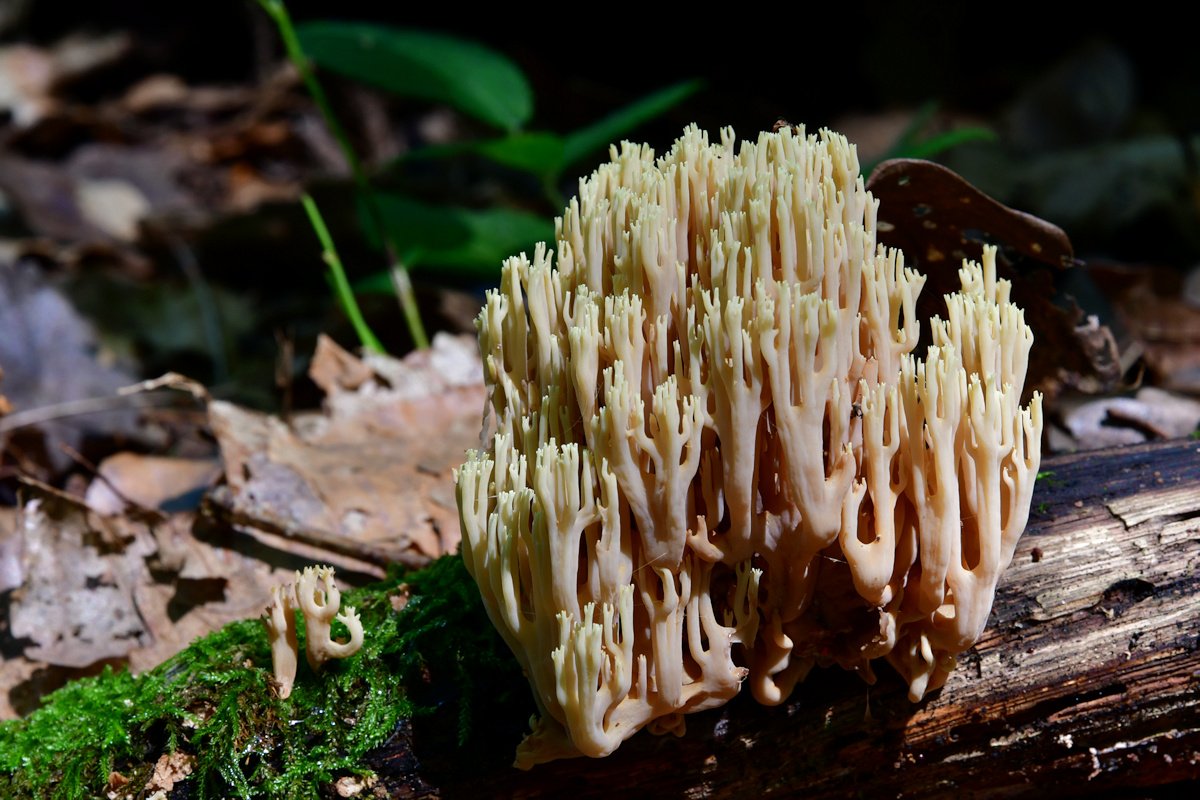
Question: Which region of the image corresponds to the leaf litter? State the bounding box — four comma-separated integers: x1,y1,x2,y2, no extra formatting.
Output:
0,332,483,723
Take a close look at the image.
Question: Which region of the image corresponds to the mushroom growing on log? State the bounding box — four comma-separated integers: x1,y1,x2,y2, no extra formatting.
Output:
391,437,1200,796
455,125,1044,766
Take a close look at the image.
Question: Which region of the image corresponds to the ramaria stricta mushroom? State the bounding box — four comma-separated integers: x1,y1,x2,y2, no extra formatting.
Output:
455,125,1043,768
262,565,364,699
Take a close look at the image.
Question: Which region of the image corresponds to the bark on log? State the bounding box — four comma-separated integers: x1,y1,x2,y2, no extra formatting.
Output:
370,438,1200,798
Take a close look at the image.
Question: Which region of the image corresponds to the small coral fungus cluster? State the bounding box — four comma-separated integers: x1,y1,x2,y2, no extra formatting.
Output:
455,125,1043,767
262,565,364,699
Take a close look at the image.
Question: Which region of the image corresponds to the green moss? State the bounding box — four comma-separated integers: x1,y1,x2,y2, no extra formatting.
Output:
1036,470,1063,488
0,554,530,799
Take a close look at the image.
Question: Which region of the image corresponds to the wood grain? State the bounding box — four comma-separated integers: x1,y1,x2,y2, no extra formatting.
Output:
368,438,1200,798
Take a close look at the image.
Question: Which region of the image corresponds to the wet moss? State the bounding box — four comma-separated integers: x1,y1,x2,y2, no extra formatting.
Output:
0,554,530,799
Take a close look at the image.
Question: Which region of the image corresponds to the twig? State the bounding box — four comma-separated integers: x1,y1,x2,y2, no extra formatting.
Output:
117,372,210,400
0,373,207,435
205,485,424,571
0,394,170,435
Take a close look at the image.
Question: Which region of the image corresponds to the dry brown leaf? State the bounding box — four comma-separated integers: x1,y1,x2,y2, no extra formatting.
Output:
867,158,1120,399
208,333,484,568
83,452,221,515
308,334,375,393
0,59,330,265
867,158,1077,269
0,505,19,592
0,143,194,246
120,74,189,113
125,515,290,674
0,261,139,476
0,659,47,719
10,486,153,668
1089,261,1200,393
1054,388,1200,451
0,34,130,127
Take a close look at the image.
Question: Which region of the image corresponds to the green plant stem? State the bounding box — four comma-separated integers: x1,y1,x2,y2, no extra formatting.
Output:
302,193,385,354
259,0,429,350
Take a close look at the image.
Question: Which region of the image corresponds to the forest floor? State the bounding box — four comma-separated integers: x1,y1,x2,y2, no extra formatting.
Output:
0,7,1197,798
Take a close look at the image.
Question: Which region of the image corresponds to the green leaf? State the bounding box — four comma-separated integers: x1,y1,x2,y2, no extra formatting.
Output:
889,100,940,154
363,193,465,262
408,132,566,178
561,79,702,169
393,80,701,189
297,22,532,132
369,192,554,280
861,101,997,176
898,127,998,161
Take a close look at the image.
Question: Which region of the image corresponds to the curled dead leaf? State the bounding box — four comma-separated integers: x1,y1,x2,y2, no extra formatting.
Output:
867,158,1120,399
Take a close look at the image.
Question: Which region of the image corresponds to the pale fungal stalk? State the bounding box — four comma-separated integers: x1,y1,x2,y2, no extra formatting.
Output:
262,583,300,699
261,565,364,698
456,125,1043,767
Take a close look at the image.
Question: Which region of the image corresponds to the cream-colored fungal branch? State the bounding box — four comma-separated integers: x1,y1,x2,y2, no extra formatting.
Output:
295,565,364,671
262,583,300,699
456,125,1043,767
261,565,364,698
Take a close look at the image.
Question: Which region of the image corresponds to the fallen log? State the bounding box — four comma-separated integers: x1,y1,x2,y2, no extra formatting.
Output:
368,437,1200,798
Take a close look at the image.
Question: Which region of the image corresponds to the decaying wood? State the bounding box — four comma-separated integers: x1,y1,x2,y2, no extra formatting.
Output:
371,437,1200,798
